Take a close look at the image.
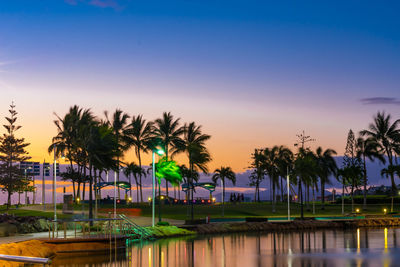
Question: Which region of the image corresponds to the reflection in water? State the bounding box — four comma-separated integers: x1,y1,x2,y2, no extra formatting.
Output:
52,228,400,267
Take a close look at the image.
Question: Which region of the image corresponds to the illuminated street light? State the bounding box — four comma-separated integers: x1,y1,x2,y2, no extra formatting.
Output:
152,147,164,227
53,144,65,235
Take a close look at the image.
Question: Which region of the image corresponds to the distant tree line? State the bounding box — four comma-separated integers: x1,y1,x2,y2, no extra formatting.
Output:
248,111,400,216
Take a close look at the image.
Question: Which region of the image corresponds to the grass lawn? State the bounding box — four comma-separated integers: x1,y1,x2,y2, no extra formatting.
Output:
135,202,397,220
0,205,74,219
67,202,399,220
9,202,399,221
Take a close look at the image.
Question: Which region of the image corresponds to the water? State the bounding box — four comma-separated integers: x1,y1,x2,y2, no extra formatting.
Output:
52,228,400,267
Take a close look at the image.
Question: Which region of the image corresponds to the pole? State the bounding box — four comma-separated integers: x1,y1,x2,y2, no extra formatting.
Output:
24,169,27,205
114,170,117,218
152,151,156,227
287,167,290,221
42,161,45,211
53,144,57,233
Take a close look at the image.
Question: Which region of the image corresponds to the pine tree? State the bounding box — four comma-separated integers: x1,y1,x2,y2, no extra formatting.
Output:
0,102,31,208
342,129,363,212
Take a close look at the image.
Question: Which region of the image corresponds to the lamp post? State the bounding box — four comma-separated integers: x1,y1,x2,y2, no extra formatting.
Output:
24,166,32,205
53,144,57,233
53,144,64,233
287,167,290,221
114,170,117,218
152,148,164,227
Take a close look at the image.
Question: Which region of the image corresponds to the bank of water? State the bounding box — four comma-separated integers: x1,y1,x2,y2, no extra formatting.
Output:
49,227,400,267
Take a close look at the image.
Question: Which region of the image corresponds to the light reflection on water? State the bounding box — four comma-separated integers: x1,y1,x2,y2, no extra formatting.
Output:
53,228,400,267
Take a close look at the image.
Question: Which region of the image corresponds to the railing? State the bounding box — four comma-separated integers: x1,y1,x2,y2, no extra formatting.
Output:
0,254,51,266
47,215,124,238
46,213,154,241
118,214,153,240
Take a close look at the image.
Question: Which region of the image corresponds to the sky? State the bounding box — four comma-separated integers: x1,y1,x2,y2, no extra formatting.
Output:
1,0,400,173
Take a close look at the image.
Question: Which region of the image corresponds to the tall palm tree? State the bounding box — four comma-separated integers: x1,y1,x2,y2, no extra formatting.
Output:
174,122,211,219
357,136,385,209
124,162,146,203
180,164,199,201
360,112,400,196
105,109,130,199
262,146,281,213
315,147,337,210
212,167,236,217
249,149,266,202
126,115,153,202
153,112,184,196
50,106,94,201
293,148,317,219
84,122,120,221
277,146,293,203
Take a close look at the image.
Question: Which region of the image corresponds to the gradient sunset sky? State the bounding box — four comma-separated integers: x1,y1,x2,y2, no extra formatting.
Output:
1,0,400,172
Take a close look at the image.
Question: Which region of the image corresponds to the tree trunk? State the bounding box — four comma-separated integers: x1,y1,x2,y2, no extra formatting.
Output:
136,177,139,203
351,183,354,213
363,155,367,210
88,165,93,225
312,186,315,215
272,182,276,213
306,185,310,211
82,182,86,201
299,180,304,219
342,181,345,215
72,181,76,201
7,191,11,210
138,151,143,202
254,185,257,202
321,180,325,210
222,179,225,217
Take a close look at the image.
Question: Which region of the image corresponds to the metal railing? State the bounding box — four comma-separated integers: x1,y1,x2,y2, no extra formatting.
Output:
47,215,124,238
0,254,51,266
118,214,153,239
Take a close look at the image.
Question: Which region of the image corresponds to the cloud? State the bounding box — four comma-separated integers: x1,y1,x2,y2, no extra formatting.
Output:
64,0,127,10
360,97,400,105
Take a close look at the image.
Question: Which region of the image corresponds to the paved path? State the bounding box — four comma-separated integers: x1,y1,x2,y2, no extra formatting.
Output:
0,230,79,244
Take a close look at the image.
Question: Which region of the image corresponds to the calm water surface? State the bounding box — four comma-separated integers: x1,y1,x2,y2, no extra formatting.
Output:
53,228,400,267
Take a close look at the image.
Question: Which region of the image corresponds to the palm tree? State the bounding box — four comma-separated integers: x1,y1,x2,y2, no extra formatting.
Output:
212,167,236,217
180,164,199,201
262,146,281,213
126,115,153,202
340,164,363,213
360,112,400,198
249,149,266,202
381,165,400,185
357,136,385,209
277,146,293,203
105,109,130,199
173,122,211,219
315,147,337,210
153,112,184,197
293,148,317,219
49,106,94,201
84,122,120,221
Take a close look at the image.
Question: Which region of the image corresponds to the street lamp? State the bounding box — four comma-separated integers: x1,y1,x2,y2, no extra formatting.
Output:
43,161,50,211
24,166,32,205
152,148,164,227
287,167,290,221
53,144,64,234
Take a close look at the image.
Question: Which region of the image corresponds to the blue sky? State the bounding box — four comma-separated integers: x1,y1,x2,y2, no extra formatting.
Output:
1,0,400,171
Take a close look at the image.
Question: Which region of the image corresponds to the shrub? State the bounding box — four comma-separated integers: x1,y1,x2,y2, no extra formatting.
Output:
156,221,170,226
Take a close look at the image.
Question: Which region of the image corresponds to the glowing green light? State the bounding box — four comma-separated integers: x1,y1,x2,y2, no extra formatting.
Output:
156,149,165,156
